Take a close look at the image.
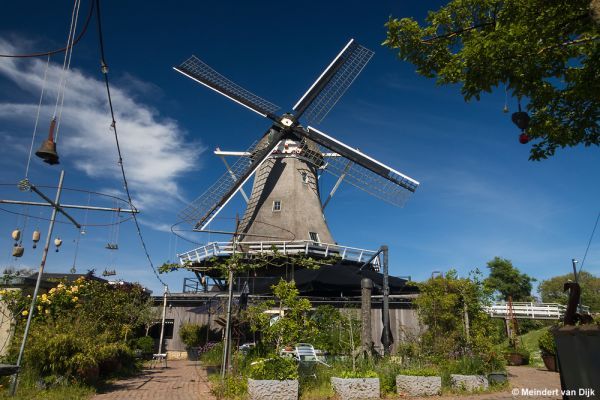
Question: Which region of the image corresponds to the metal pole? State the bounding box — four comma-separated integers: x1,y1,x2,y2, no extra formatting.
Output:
0,199,138,214
381,245,390,356
571,259,579,284
221,222,238,378
157,285,168,356
10,170,65,396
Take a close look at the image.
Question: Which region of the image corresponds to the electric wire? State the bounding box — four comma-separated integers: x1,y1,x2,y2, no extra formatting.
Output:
54,0,83,143
0,0,95,59
579,209,600,272
25,55,51,178
94,0,166,286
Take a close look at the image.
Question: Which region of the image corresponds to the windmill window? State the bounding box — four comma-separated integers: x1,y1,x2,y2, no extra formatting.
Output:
300,172,309,184
272,200,281,212
309,231,320,243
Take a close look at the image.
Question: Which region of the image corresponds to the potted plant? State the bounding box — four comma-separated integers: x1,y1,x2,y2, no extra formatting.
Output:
331,370,380,400
178,323,202,361
247,356,299,400
538,329,558,372
504,345,530,366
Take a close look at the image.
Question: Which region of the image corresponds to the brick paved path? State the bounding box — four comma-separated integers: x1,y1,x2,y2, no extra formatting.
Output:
92,360,215,400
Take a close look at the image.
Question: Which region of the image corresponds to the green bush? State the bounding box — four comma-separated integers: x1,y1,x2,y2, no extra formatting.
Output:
5,277,153,386
135,336,155,354
248,357,298,380
399,366,439,377
178,323,203,348
338,369,378,378
538,329,556,355
200,342,223,366
209,374,248,399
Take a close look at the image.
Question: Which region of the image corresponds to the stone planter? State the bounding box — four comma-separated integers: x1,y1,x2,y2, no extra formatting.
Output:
331,377,380,400
247,379,298,400
450,374,489,392
396,375,441,396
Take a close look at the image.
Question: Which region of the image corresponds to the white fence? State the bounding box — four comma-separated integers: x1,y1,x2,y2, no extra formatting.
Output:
484,302,590,320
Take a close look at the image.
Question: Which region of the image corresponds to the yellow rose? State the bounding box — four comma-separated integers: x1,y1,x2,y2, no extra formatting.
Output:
45,309,50,314
21,310,28,316
72,297,78,302
71,286,78,293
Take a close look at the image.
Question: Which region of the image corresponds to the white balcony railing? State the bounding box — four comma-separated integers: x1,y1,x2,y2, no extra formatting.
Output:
178,240,380,271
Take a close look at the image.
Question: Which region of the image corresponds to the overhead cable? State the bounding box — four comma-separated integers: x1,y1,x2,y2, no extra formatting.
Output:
94,0,166,286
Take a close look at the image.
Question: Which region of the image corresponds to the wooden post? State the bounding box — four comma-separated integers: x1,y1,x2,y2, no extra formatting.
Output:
361,278,373,357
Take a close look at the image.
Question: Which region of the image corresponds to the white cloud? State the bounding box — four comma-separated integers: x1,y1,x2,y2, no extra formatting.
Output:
0,38,202,212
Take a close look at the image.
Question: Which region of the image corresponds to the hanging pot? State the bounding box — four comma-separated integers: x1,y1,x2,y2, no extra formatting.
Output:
32,230,40,248
11,229,21,242
12,245,24,258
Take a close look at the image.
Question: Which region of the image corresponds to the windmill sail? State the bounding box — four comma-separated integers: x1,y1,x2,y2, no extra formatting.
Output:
293,39,374,124
179,130,284,229
174,56,281,118
297,126,419,206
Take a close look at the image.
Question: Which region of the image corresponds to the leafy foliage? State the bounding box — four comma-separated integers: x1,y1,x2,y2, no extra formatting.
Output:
414,270,503,371
484,257,535,301
310,305,360,355
248,356,299,380
134,336,155,354
178,323,203,348
538,270,600,311
1,278,152,385
337,369,378,378
384,0,600,160
243,280,316,352
160,250,340,278
538,328,557,355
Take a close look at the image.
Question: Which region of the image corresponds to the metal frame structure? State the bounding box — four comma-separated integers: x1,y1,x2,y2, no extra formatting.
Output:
2,171,138,394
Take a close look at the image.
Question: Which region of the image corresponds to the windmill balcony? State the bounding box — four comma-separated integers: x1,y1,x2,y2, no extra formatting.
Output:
178,240,380,271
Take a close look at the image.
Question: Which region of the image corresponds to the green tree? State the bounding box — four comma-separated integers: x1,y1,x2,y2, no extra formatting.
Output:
538,270,600,311
484,257,535,301
243,280,316,352
415,269,500,360
384,0,599,160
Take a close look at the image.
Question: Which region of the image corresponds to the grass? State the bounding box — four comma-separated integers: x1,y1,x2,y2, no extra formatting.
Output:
0,384,94,400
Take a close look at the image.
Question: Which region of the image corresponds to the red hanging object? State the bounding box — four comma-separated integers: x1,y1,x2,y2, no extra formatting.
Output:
35,118,60,165
519,132,530,144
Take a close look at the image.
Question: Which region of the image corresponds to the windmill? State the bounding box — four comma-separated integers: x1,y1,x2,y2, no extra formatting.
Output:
175,39,419,275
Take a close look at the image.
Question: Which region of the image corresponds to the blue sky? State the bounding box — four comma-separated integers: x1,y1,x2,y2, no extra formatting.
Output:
0,1,598,295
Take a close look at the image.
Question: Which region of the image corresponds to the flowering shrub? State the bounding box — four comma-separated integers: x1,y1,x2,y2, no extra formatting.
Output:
1,277,153,385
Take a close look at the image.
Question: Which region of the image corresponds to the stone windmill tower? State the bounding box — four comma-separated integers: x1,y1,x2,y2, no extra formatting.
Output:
175,39,419,270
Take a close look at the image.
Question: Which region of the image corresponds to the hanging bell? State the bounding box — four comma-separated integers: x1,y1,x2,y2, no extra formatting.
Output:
35,118,60,165
12,244,24,258
54,237,62,252
511,111,530,131
11,229,21,242
32,229,41,248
